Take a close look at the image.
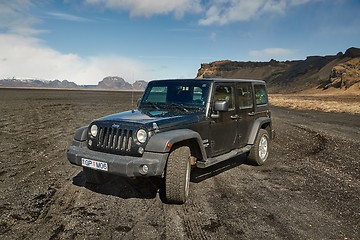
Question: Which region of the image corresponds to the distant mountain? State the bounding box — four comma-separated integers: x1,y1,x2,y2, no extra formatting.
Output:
132,80,148,90
96,76,148,90
197,47,360,93
0,76,148,91
0,79,78,88
97,76,132,90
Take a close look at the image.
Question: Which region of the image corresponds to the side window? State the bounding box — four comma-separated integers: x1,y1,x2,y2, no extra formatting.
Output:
254,84,268,105
214,85,235,110
237,83,253,109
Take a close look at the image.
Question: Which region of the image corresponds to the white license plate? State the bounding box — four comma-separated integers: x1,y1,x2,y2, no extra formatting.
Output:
81,158,108,171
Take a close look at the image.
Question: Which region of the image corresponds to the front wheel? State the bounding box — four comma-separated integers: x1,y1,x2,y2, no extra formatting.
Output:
248,129,270,166
164,146,191,204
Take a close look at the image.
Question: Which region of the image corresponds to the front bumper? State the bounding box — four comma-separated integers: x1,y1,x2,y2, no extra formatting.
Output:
67,140,168,177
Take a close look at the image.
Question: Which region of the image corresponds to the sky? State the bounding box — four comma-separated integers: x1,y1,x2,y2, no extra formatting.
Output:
0,0,359,85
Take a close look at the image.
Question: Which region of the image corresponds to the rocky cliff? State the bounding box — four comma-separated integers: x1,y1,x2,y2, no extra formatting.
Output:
197,47,360,93
319,58,360,90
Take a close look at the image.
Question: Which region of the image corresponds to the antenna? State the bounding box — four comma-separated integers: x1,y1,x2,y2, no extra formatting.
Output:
131,72,134,109
131,89,134,109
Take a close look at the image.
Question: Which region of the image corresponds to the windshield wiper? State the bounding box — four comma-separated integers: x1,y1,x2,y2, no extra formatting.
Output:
170,103,189,112
186,105,204,111
144,101,160,110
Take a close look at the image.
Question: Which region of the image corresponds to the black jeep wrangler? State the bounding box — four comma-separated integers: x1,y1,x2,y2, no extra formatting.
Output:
67,78,275,204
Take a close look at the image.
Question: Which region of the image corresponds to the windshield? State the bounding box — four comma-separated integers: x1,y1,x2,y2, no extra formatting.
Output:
140,80,211,111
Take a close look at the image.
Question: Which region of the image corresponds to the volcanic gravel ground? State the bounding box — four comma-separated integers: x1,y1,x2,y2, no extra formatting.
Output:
0,88,359,239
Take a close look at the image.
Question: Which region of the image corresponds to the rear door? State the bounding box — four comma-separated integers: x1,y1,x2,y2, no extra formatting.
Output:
209,83,238,156
236,82,255,147
253,83,269,118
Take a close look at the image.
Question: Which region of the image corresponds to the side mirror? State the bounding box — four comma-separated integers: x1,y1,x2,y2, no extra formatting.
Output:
214,100,228,112
211,100,228,119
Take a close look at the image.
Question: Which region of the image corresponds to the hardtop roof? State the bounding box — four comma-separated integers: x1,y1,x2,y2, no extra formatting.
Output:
149,78,266,84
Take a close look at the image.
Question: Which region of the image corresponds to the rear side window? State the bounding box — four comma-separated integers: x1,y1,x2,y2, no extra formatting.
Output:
254,84,268,105
237,83,253,109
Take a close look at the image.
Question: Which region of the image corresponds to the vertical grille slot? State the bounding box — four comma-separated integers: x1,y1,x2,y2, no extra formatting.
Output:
116,129,122,150
122,129,127,150
98,127,105,147
95,126,133,152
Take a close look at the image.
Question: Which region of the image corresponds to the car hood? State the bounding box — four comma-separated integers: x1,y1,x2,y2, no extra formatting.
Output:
94,109,205,130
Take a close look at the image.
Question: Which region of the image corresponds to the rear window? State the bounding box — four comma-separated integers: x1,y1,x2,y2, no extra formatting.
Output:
254,84,268,105
237,83,253,109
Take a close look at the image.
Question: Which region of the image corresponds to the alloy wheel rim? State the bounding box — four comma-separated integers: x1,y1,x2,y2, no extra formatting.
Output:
259,136,268,160
184,158,190,198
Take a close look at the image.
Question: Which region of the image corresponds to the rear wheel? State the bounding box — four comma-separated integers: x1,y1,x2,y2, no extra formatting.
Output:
83,167,110,185
164,146,191,204
248,129,269,166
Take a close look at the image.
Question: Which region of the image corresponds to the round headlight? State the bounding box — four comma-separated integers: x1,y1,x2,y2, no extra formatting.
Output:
136,129,147,143
90,125,98,137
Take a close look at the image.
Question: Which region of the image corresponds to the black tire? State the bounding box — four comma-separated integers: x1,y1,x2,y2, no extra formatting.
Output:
164,146,191,204
83,167,110,185
248,129,270,166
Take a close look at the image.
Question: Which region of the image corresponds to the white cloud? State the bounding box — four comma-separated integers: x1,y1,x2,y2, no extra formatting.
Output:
0,0,43,36
0,34,152,85
199,0,319,25
249,48,295,57
47,12,93,22
84,0,202,18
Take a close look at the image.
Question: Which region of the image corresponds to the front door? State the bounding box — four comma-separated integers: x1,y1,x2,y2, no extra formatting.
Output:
209,83,238,156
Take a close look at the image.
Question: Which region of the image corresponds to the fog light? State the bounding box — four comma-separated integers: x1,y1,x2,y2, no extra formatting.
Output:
141,165,149,174
88,139,92,146
138,147,144,154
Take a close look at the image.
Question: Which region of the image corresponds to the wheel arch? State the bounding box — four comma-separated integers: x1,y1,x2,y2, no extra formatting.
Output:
145,129,207,161
247,117,272,145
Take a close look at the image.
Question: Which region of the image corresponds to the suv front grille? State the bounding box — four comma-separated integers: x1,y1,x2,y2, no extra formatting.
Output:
97,126,133,151
88,123,139,155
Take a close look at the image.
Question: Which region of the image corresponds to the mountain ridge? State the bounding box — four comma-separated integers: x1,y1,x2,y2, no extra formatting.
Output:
0,76,148,91
196,47,360,93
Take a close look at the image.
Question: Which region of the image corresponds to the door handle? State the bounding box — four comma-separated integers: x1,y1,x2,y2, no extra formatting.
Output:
248,112,255,116
231,114,240,119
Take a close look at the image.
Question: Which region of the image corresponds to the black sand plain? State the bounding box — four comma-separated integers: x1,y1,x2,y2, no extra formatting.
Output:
0,88,359,239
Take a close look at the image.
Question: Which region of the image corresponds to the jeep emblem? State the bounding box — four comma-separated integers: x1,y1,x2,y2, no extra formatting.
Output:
112,124,120,128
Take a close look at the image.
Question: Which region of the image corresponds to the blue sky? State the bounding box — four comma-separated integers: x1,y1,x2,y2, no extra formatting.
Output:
0,0,359,85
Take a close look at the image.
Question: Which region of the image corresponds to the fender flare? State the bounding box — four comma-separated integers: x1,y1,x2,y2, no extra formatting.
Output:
74,126,88,141
145,129,207,158
247,117,271,145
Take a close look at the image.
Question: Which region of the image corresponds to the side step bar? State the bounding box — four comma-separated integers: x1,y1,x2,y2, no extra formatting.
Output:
196,145,252,168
